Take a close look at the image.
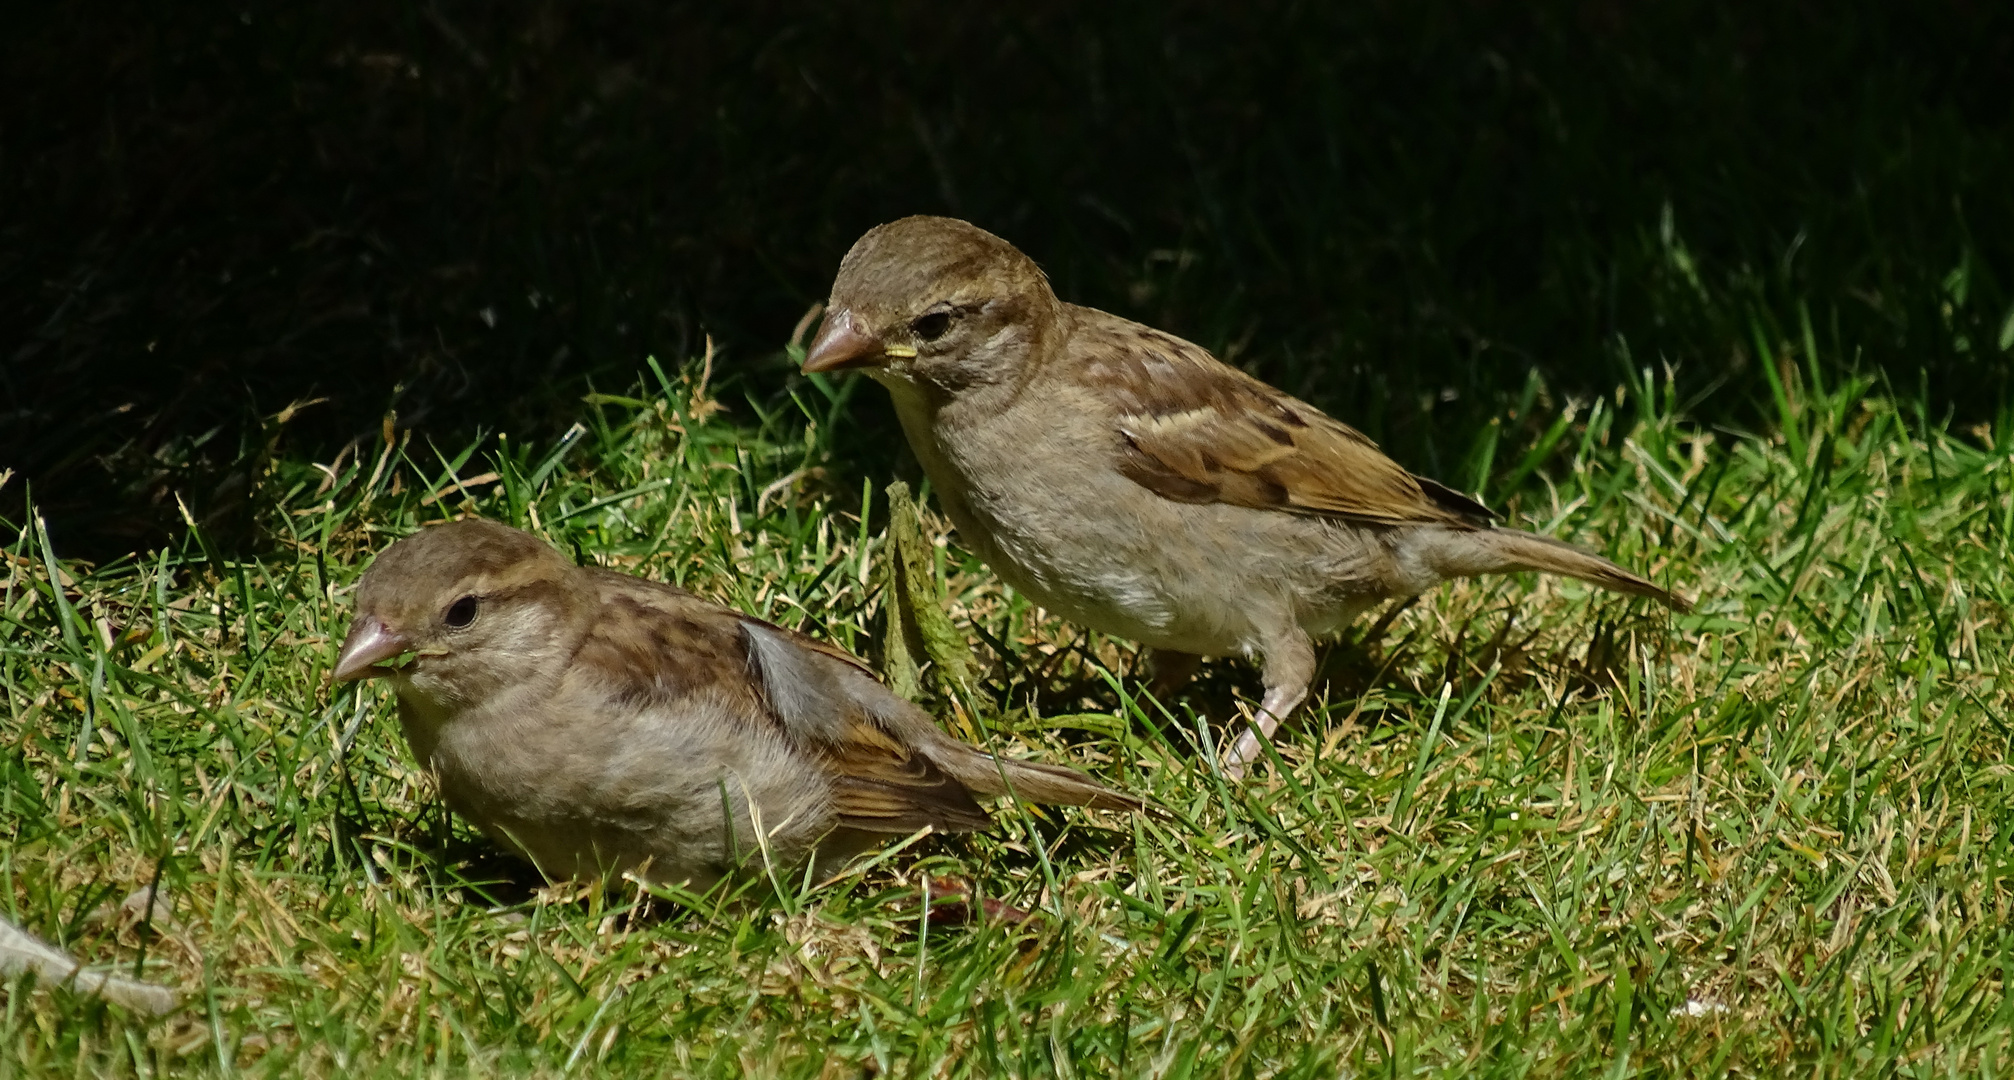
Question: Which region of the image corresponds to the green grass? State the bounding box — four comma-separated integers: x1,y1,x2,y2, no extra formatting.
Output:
7,6,2012,1074
7,318,2014,1075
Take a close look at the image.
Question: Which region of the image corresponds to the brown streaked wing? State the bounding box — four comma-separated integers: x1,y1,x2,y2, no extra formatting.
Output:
734,614,993,833
587,572,875,675
821,715,993,834
574,572,763,709
730,610,993,833
1072,311,1493,526
582,571,991,833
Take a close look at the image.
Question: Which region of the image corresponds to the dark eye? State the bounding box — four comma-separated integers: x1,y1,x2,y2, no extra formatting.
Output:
443,595,479,628
912,311,953,342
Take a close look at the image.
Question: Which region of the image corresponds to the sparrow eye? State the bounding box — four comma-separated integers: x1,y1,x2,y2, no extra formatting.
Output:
443,595,479,629
911,311,953,342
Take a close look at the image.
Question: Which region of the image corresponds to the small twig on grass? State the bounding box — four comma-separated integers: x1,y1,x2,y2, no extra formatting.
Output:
0,915,178,1015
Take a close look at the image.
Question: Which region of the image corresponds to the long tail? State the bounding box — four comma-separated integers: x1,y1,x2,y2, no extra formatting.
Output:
845,670,1149,815
932,742,1147,814
1440,528,1693,612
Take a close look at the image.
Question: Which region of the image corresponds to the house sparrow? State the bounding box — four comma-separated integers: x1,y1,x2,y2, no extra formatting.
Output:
803,215,1690,774
331,519,1138,890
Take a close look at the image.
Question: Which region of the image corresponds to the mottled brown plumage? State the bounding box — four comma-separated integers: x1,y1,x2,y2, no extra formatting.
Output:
804,215,1691,775
1078,317,1494,525
333,518,1138,889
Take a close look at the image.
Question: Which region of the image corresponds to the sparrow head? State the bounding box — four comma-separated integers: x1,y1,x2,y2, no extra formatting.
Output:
803,215,1061,392
334,519,591,708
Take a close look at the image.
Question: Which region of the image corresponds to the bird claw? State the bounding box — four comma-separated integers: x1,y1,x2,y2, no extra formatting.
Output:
918,877,1037,925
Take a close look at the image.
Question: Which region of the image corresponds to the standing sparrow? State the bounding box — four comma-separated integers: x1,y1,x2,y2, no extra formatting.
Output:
332,519,1137,890
802,215,1690,774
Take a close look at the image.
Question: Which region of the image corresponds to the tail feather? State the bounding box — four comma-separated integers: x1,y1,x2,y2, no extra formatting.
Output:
842,669,1149,815
1448,528,1693,612
933,743,1147,814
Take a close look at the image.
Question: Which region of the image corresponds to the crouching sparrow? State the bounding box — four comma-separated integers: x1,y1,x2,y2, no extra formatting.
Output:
803,215,1690,775
332,519,1139,890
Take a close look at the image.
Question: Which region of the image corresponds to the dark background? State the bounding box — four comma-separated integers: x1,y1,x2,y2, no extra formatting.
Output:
5,1,2011,559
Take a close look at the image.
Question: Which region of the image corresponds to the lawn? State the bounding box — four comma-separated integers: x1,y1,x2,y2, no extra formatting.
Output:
6,5,2014,1074
6,317,2014,1075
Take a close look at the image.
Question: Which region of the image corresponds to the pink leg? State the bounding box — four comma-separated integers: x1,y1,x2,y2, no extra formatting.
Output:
1222,627,1315,778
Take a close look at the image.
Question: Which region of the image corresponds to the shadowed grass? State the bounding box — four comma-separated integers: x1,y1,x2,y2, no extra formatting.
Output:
7,4,2010,556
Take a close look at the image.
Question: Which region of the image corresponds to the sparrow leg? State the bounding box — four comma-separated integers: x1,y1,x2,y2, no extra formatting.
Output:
922,876,1037,925
1145,648,1203,704
1222,627,1315,777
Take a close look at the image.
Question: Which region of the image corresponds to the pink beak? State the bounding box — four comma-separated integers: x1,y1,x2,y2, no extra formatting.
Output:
800,308,886,373
332,614,413,682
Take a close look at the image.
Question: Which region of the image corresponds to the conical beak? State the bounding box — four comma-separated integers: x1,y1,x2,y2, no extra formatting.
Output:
333,614,413,682
801,308,889,373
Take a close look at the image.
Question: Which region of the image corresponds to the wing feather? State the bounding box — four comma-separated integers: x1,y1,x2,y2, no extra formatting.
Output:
1074,309,1494,526
738,620,990,835
575,572,992,834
